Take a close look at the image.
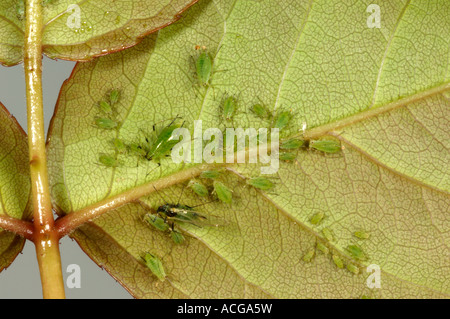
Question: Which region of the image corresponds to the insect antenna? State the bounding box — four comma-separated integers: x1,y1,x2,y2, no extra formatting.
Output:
176,182,187,205
189,199,217,209
152,185,170,204
150,114,182,133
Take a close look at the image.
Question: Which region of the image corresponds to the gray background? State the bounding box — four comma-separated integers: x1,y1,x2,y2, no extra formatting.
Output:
0,57,133,299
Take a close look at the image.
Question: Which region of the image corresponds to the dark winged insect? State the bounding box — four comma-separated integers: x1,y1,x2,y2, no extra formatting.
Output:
156,203,225,228
149,186,227,231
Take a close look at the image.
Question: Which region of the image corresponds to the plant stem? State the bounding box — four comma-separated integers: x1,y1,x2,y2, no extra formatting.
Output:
302,82,450,140
55,163,221,238
0,215,34,241
54,142,278,238
25,0,65,299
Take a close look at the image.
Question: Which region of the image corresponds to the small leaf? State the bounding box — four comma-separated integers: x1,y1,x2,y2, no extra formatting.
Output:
0,0,200,65
0,103,31,271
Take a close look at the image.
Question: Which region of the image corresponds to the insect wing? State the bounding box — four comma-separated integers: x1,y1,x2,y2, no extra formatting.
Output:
169,208,227,228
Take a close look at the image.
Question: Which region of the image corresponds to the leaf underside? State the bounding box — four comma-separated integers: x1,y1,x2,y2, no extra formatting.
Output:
0,0,200,66
47,0,449,298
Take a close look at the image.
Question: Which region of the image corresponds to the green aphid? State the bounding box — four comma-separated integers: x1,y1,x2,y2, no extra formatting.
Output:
195,48,213,87
112,138,127,154
98,154,120,167
109,89,120,105
145,120,183,161
346,263,359,275
200,170,221,179
95,117,118,130
246,177,275,191
353,230,370,240
251,103,272,120
273,111,292,130
171,231,185,244
303,249,315,263
310,212,324,225
213,181,233,204
281,138,304,150
345,244,367,261
222,96,237,121
309,138,341,154
322,227,333,242
279,152,297,162
316,242,329,255
188,180,209,197
143,214,170,232
332,254,344,269
98,101,113,114
141,252,166,281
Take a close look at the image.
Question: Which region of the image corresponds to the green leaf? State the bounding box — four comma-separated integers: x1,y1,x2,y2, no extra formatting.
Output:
0,103,31,271
0,0,200,65
0,1,25,66
48,0,450,298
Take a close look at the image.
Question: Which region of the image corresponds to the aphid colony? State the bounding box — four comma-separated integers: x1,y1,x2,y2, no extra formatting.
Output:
142,170,277,244
94,45,343,168
93,89,187,168
137,169,278,283
191,45,343,159
139,176,233,248
302,211,371,276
